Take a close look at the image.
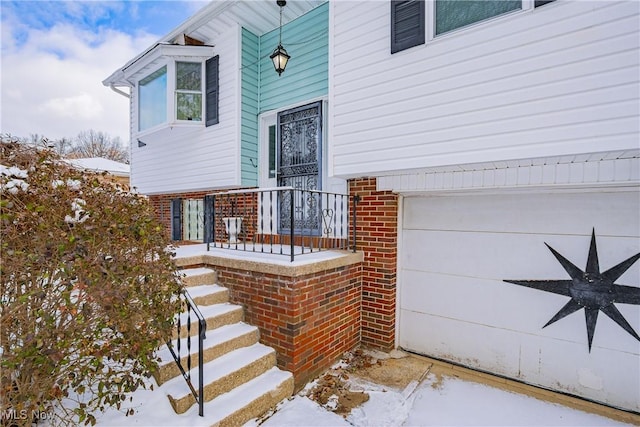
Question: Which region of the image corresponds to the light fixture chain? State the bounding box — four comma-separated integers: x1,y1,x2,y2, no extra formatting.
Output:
279,2,283,45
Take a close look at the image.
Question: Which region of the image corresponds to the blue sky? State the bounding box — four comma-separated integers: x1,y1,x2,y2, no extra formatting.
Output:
4,1,201,45
1,1,207,143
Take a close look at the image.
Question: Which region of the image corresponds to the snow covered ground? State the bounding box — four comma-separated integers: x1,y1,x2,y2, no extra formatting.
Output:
92,367,634,427
253,374,632,427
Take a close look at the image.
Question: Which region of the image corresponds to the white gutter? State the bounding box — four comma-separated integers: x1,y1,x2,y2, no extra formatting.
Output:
109,84,130,99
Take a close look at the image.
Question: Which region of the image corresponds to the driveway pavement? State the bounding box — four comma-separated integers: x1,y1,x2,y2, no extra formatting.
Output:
253,350,639,427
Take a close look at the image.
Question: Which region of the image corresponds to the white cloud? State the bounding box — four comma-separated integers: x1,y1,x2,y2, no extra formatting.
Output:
39,92,104,120
1,18,157,143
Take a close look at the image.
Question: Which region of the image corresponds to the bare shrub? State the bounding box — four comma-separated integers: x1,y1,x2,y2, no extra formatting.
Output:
0,138,183,425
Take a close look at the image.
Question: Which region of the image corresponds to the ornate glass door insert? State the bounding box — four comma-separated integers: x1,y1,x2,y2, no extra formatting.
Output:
277,101,322,235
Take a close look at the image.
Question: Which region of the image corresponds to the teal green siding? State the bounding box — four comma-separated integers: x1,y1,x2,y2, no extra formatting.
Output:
241,2,328,186
259,2,329,112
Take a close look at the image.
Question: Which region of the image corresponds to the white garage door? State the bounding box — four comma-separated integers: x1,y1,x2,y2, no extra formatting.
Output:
399,189,640,411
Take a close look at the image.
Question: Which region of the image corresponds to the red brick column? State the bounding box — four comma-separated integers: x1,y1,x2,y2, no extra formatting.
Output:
349,177,398,351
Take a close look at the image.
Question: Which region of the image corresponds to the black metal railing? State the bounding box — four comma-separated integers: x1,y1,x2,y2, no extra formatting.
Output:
166,289,207,417
199,187,358,262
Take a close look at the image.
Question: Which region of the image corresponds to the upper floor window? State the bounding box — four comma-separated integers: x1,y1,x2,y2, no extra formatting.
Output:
176,62,202,121
130,43,217,135
435,0,521,36
139,66,167,132
391,0,556,53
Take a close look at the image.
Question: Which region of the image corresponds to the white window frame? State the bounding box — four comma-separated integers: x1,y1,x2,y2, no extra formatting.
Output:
174,61,205,123
136,60,205,136
129,44,215,138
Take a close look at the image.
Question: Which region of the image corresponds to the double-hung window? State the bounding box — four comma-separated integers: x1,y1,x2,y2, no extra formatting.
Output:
175,62,202,122
391,0,556,54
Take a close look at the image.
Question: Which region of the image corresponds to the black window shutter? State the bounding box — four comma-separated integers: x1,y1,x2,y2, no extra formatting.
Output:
205,55,219,126
171,198,182,241
391,0,425,54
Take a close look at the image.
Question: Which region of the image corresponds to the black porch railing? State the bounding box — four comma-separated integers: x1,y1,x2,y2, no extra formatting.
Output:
166,289,207,417
193,187,358,262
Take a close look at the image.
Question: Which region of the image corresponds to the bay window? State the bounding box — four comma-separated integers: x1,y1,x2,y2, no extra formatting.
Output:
132,44,218,135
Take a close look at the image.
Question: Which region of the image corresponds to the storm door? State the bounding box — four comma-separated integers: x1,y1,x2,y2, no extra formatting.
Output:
277,101,322,235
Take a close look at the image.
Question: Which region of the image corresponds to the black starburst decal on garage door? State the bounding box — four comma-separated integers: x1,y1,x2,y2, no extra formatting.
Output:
504,229,640,352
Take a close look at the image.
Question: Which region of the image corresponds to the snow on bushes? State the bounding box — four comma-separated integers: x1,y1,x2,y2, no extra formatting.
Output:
0,138,184,426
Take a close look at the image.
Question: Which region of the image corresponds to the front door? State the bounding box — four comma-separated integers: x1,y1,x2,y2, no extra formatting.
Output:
277,101,322,235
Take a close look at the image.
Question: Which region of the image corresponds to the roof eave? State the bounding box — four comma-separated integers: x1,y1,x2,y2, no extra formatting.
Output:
103,1,231,86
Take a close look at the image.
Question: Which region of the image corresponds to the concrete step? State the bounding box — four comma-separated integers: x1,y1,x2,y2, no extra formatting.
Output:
199,367,293,427
180,267,217,287
161,264,293,423
174,303,244,339
155,323,259,385
163,343,277,414
186,284,229,306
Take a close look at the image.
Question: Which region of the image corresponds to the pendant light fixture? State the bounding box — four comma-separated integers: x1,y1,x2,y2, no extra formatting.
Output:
270,0,290,76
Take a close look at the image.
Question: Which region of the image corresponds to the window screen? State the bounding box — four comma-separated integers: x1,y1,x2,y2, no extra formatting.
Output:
176,62,202,121
435,0,521,36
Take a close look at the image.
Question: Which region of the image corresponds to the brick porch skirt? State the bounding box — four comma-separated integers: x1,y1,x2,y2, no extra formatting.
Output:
179,252,363,389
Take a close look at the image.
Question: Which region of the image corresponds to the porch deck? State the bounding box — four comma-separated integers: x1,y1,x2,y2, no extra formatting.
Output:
174,243,356,268
175,187,358,262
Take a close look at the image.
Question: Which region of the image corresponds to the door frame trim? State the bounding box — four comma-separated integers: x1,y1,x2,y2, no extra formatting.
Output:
258,96,328,189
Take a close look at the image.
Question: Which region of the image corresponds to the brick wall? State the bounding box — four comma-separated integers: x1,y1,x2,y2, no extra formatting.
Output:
163,177,399,383
349,178,398,351
215,261,362,389
149,189,257,241
149,191,211,240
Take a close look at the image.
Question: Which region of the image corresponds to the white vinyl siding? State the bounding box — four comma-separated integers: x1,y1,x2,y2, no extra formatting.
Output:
330,1,640,178
130,25,240,195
